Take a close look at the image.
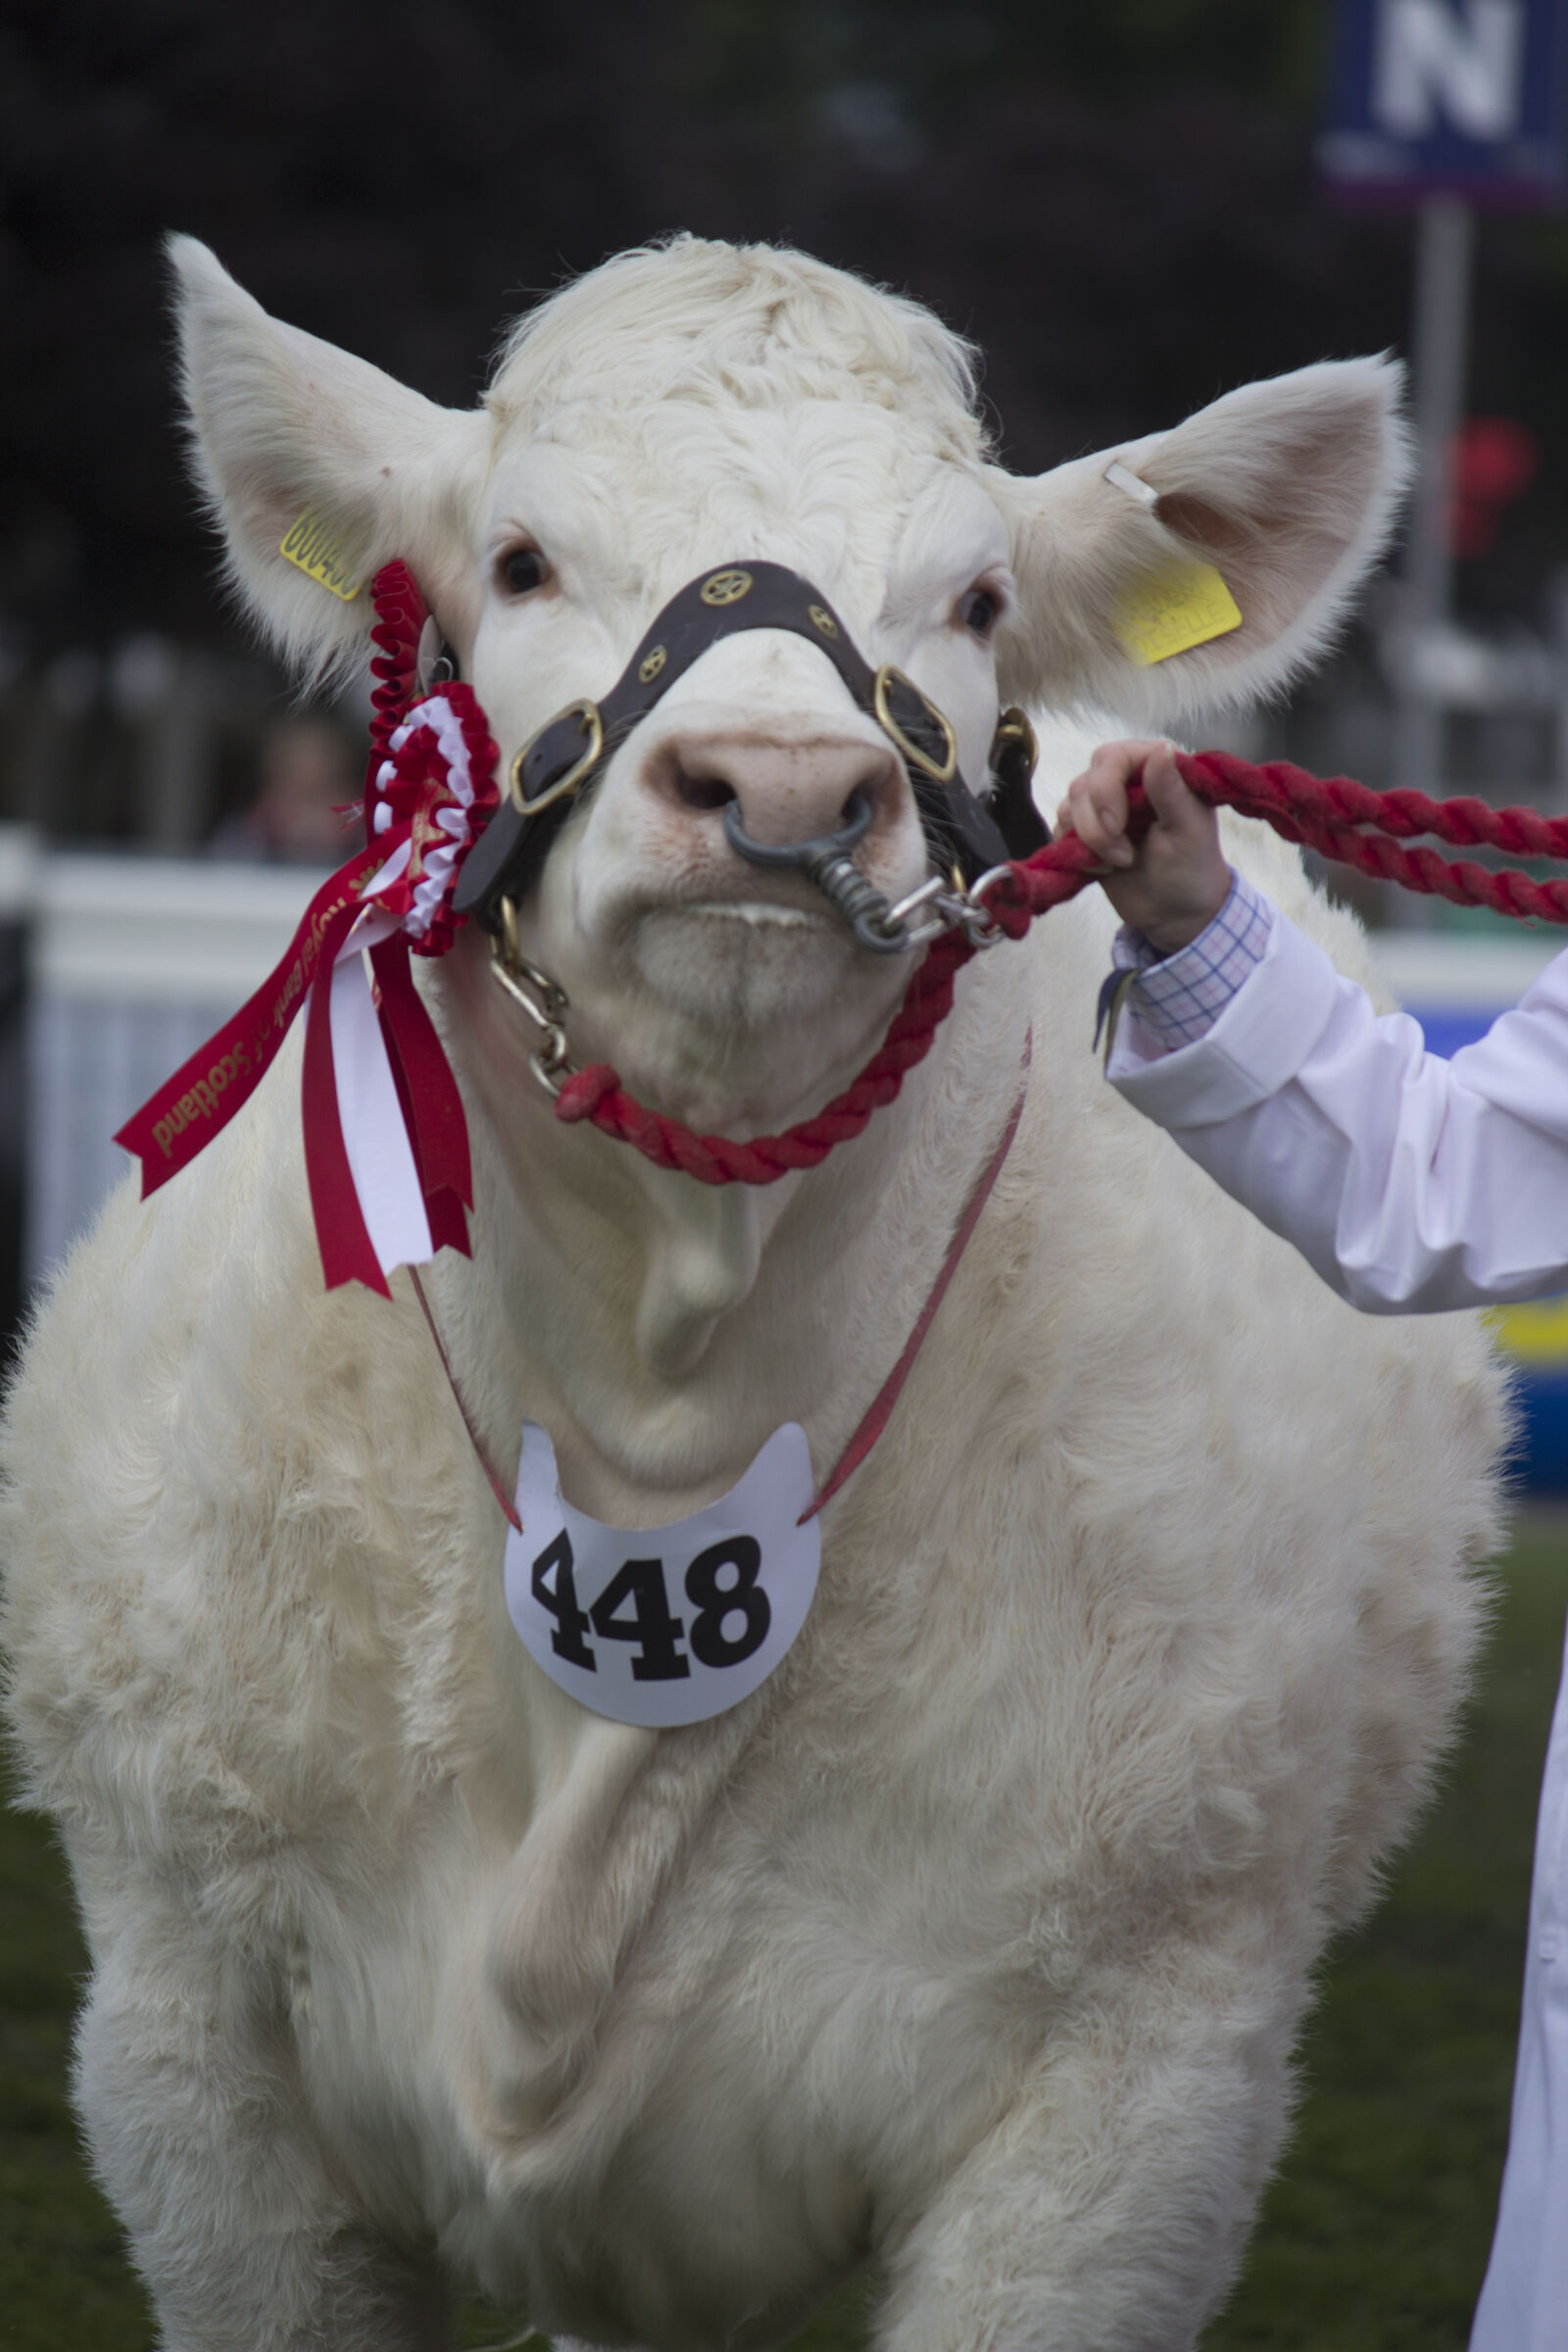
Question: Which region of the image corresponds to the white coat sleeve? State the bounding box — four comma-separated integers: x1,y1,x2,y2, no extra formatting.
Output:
1105,910,1568,1311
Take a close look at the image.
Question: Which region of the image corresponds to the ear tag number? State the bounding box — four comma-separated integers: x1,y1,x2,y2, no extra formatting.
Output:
1113,562,1242,666
503,1422,819,1727
279,510,364,603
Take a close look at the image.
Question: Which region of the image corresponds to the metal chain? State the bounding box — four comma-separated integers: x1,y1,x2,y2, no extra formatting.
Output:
489,897,579,1100
881,866,1013,951
487,855,1010,1105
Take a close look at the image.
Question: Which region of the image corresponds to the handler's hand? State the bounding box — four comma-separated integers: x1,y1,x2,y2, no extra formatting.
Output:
1058,740,1230,956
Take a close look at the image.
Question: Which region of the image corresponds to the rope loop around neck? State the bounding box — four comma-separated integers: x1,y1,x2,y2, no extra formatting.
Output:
550,749,1568,1186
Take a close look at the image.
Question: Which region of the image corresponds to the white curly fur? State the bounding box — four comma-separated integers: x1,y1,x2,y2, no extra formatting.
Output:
1,238,1504,2352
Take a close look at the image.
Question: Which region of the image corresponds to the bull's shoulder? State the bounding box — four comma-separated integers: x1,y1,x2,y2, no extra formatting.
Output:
6,1024,329,1490
0,1034,493,1884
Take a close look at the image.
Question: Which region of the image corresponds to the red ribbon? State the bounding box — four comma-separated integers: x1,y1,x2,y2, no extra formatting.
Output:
115,564,497,1296
115,845,377,1201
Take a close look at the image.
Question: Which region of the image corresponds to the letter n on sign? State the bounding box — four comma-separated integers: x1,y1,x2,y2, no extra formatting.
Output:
1316,0,1568,208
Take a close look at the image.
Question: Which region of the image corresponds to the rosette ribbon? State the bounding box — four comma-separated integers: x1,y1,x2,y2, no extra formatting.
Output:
115,565,500,1296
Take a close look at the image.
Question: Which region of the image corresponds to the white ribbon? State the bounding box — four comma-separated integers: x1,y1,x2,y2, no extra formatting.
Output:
321,837,437,1281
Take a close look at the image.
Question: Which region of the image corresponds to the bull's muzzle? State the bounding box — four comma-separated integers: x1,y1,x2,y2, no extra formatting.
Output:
721,788,908,956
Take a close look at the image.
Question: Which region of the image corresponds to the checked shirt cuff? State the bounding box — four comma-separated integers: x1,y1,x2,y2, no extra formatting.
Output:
1108,870,1274,1052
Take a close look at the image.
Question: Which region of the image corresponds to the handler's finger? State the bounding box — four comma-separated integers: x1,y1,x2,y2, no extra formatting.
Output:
1062,740,1162,860
1058,777,1133,862
1141,744,1216,839
1085,739,1159,803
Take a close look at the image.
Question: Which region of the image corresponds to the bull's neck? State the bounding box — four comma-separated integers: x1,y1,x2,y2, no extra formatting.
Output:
466,1039,920,1391
506,1133,794,1386
427,948,1028,1521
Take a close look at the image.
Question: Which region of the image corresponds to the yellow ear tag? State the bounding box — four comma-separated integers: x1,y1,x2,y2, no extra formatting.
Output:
1113,561,1242,667
278,511,363,603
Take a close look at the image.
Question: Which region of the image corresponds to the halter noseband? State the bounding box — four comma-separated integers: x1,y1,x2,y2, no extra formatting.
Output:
451,561,1047,939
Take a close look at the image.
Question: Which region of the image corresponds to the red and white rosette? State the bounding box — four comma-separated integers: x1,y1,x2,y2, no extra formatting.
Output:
364,683,495,956
116,564,500,1296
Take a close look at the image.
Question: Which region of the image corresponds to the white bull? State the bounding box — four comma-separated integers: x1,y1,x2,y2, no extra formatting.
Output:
1,235,1506,2351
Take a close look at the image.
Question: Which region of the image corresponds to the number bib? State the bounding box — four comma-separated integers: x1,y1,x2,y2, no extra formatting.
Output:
503,1421,821,1727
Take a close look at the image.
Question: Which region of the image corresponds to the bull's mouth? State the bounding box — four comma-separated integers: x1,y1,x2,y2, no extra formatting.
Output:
518,872,913,1096
674,899,828,928
591,839,920,956
620,892,869,1024
487,766,937,1133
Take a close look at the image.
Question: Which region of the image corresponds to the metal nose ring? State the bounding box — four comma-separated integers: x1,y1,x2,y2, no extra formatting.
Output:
721,788,872,869
722,790,909,955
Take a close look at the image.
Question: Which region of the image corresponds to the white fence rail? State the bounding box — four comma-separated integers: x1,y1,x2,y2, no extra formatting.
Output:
7,835,318,1284
2,827,1563,1289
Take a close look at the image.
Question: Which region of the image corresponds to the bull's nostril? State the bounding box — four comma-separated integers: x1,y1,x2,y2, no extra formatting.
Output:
674,769,737,813
844,770,889,829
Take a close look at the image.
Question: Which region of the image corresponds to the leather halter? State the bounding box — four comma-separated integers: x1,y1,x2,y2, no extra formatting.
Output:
451,561,1047,923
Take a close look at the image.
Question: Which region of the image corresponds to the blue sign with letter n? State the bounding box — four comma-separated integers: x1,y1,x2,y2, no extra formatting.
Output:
1318,0,1567,203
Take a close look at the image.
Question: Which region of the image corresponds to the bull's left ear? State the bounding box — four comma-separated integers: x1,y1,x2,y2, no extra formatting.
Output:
171,235,492,691
987,356,1410,725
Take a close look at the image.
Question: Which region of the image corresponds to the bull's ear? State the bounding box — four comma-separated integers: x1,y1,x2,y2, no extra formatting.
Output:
169,235,490,687
988,356,1410,727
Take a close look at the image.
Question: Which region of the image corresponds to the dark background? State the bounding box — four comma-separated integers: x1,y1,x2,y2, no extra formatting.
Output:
5,0,1568,839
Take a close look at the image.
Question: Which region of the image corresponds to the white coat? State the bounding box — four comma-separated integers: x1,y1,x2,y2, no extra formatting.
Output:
1108,908,1568,2352
0,235,1512,2352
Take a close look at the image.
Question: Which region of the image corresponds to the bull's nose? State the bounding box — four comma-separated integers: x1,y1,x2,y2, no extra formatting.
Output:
646,727,905,851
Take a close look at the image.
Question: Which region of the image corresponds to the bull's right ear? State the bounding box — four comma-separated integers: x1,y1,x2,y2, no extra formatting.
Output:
985,356,1410,730
170,236,491,686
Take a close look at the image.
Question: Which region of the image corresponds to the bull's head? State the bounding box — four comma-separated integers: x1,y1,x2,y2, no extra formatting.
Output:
173,234,1406,1144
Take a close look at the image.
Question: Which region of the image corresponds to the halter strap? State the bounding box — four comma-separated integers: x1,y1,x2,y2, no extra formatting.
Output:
452,560,1047,919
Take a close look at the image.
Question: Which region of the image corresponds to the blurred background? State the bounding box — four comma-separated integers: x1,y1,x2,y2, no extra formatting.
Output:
6,0,1568,828
10,0,1568,811
5,0,1568,1313
4,9,1568,2348
10,0,1568,1459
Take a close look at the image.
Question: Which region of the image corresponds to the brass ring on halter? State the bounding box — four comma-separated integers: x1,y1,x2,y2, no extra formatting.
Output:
990,705,1038,777
872,664,958,786
508,700,605,815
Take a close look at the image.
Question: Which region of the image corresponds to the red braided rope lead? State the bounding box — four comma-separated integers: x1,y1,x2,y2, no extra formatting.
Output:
553,752,1568,1186
1174,750,1568,922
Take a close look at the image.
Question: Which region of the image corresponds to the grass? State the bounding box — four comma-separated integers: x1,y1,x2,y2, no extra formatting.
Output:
4,1517,1563,2351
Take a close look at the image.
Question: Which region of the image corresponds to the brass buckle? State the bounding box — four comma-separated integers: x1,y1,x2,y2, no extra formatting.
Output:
508,700,605,816
872,664,957,786
991,705,1038,777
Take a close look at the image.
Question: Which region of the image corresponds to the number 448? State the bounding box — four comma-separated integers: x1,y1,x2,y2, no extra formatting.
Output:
530,1529,771,1679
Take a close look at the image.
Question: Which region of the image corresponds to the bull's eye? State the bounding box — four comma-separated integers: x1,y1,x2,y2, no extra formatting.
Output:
958,587,1000,638
501,547,548,596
